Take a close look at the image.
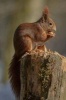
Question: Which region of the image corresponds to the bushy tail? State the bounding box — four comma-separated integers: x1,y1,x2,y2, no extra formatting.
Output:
9,54,21,98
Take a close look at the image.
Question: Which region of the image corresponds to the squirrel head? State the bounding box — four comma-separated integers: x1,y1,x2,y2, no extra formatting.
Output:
38,7,56,38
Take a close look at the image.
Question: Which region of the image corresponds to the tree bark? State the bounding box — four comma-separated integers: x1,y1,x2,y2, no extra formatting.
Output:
20,51,66,100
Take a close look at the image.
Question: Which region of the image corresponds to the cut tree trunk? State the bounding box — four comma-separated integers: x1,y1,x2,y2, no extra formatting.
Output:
20,51,66,100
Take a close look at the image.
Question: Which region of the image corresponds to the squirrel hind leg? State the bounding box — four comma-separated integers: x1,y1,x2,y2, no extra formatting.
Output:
22,35,33,54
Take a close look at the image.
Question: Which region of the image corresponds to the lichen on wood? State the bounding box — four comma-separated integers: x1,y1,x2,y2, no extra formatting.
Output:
20,51,66,100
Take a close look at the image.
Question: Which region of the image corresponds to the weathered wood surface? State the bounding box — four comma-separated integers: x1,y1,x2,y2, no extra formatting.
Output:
20,51,66,100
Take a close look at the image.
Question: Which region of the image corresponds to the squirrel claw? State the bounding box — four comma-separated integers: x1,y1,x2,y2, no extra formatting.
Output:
22,52,30,58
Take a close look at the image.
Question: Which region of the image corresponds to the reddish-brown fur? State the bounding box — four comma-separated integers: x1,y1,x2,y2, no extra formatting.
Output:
9,7,56,98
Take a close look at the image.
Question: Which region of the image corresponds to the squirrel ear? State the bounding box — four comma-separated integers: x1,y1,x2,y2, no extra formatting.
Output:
43,7,49,21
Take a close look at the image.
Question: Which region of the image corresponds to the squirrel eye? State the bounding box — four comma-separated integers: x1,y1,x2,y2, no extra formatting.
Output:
49,22,52,25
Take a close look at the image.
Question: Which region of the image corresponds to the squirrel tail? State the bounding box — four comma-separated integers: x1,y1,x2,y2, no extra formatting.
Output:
9,54,21,98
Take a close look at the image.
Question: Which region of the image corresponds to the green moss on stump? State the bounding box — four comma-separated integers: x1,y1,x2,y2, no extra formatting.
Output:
20,52,63,100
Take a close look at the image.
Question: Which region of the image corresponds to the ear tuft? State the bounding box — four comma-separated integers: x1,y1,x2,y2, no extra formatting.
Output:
42,6,49,21
43,6,49,15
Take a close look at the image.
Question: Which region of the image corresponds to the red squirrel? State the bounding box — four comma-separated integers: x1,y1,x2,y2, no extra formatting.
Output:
9,7,56,98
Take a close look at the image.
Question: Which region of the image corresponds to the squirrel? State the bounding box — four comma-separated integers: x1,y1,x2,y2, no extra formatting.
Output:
9,7,56,98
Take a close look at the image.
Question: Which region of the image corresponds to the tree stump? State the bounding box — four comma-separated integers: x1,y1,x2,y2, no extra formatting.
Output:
20,51,66,100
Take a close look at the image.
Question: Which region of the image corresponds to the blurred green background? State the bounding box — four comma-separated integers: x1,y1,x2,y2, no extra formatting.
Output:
0,0,66,100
